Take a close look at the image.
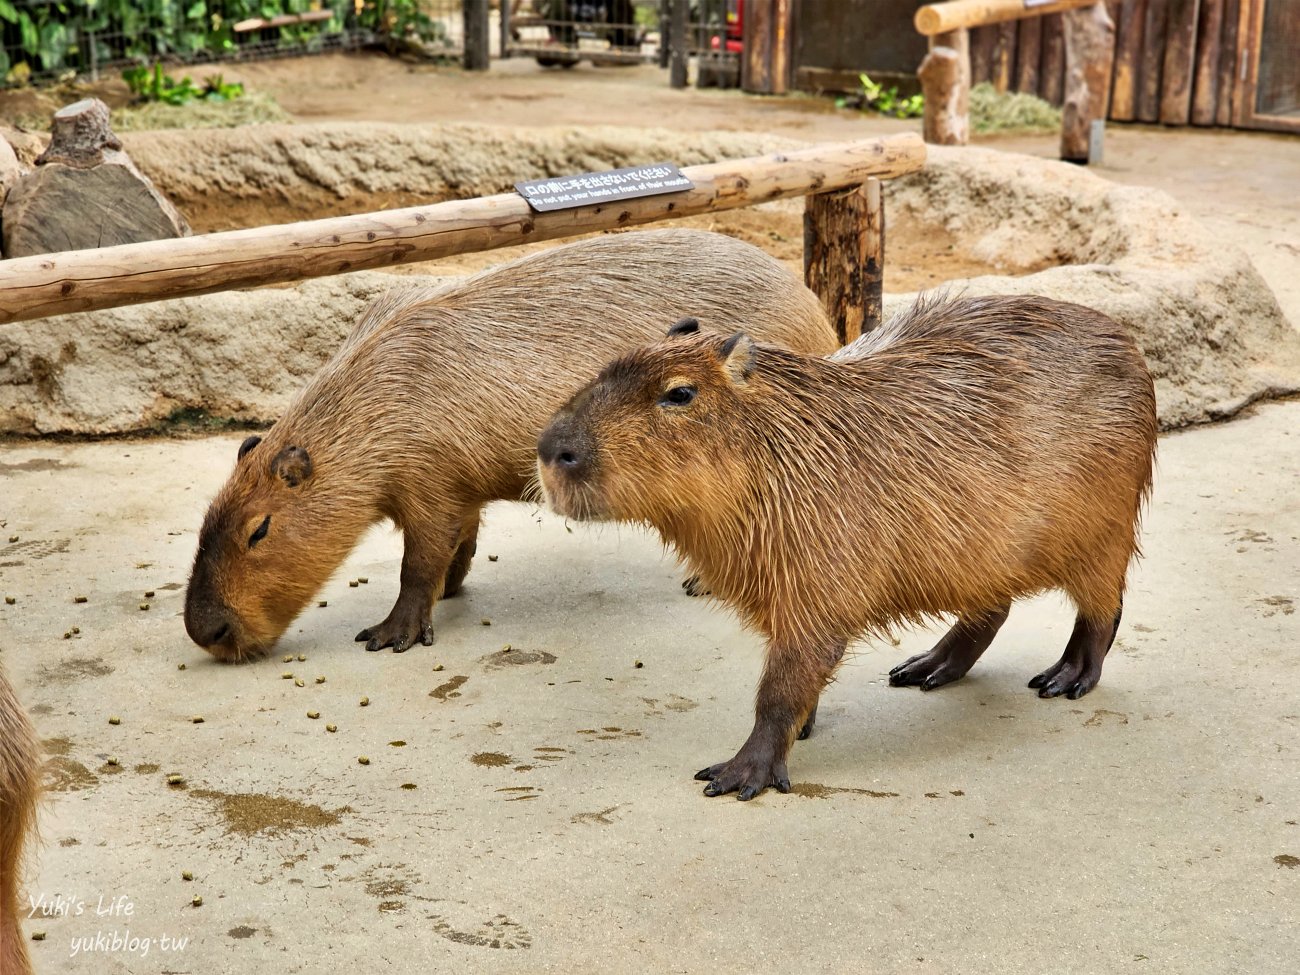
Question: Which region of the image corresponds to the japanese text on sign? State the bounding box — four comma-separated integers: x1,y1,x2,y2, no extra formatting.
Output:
515,163,694,213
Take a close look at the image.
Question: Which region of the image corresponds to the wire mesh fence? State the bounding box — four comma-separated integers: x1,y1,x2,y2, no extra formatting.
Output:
0,1,468,86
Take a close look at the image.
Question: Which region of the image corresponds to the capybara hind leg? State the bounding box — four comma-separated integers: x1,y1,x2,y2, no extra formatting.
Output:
440,512,482,599
696,637,844,800
1029,601,1122,699
356,524,459,653
889,605,1011,691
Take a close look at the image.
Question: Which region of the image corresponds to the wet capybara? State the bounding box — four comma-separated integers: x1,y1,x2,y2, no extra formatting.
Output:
538,294,1157,799
184,229,837,661
1,664,39,975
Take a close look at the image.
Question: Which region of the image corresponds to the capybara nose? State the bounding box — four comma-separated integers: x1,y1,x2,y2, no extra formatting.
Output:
184,601,234,649
538,425,588,476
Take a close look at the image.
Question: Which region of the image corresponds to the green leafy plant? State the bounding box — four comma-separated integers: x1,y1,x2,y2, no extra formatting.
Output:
836,73,924,119
122,61,244,106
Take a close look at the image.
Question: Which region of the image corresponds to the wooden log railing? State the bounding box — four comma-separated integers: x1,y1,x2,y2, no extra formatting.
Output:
0,134,925,338
915,0,1114,163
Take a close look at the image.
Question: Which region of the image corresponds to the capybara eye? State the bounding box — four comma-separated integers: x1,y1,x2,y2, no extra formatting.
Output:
248,516,271,548
659,386,697,408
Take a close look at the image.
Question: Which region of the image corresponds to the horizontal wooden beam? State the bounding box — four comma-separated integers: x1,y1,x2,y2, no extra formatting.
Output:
0,134,925,326
915,0,1097,36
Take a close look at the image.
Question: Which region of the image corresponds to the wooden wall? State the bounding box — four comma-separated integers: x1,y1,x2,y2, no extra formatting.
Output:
946,0,1296,130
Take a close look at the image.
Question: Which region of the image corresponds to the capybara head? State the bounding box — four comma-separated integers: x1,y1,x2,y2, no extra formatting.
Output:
538,318,757,528
185,435,354,661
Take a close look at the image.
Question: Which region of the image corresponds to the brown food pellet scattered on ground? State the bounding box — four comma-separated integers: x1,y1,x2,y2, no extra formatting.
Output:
108,716,121,726
192,716,204,724
481,618,491,626
634,660,644,668
359,697,369,707
30,932,45,941
283,655,293,663
71,626,79,634
7,535,17,543
488,555,499,562
357,577,369,584
5,597,15,605
307,711,320,720
318,601,328,608
295,678,305,688
191,896,203,907
349,580,359,588
144,590,155,598
63,632,72,640
167,774,185,786
401,783,417,790
106,757,119,767
182,871,193,881
297,654,307,662
139,603,150,611
282,672,293,680
315,676,325,684
178,663,187,670
358,756,370,765
326,724,337,733
74,595,87,604
432,664,444,672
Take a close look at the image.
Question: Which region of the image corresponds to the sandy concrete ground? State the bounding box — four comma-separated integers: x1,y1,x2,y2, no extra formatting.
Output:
1,395,1297,974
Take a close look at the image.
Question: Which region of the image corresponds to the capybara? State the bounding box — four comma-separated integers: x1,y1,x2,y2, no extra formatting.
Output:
185,229,837,661
1,663,39,975
538,294,1157,800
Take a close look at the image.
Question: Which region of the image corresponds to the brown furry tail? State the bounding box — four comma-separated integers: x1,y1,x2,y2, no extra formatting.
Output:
0,663,39,975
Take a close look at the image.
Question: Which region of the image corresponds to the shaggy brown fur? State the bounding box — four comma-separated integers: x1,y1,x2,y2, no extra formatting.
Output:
539,294,1157,800
0,664,39,975
184,229,836,661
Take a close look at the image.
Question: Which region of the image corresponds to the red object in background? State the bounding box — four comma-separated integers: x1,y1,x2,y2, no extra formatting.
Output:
709,0,743,54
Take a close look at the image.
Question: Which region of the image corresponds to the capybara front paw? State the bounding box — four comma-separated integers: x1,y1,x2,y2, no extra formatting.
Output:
693,752,791,801
888,649,968,691
681,575,711,598
1028,660,1101,699
354,614,434,653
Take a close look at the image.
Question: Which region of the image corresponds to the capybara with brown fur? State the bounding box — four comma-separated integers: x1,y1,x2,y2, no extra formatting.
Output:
184,229,837,661
1,663,40,975
538,294,1157,800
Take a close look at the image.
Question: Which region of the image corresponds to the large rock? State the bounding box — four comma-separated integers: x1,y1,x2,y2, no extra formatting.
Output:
1,98,190,258
0,133,22,255
1,128,1296,435
886,146,1300,429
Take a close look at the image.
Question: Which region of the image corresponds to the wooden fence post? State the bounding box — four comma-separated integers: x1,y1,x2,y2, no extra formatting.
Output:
919,28,971,144
803,178,885,344
669,0,688,89
1060,3,1115,162
499,0,513,59
463,0,490,71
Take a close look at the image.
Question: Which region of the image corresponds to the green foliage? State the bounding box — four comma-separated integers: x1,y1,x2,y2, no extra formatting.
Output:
122,61,244,105
836,73,925,119
1,2,419,86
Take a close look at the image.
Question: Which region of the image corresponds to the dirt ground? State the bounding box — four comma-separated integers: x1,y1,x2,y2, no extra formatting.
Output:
2,52,1299,974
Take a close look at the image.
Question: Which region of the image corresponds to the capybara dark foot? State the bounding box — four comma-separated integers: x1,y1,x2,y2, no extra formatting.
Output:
1029,610,1116,699
354,614,434,653
889,606,1010,690
694,746,791,801
797,704,818,740
681,574,711,597
1028,659,1101,699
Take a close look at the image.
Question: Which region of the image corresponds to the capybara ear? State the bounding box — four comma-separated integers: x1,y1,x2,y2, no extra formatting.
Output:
272,445,313,488
667,317,701,337
718,332,756,384
238,435,263,460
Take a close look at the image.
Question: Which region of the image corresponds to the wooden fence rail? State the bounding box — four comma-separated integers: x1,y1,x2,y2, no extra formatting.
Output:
0,134,925,330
